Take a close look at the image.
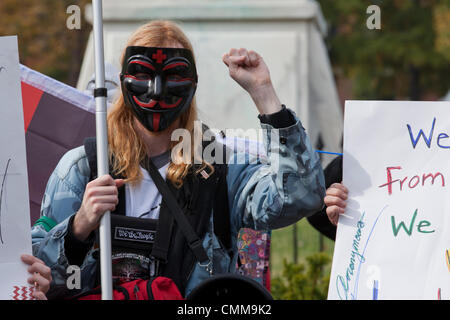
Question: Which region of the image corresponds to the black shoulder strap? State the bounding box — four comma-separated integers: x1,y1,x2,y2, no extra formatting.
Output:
200,129,232,254
212,163,232,253
84,136,125,180
84,137,98,181
83,137,126,215
144,157,209,264
150,199,174,263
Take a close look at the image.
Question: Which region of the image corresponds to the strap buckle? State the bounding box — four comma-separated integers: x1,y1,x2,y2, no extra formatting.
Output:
198,260,213,276
148,256,163,278
191,239,212,275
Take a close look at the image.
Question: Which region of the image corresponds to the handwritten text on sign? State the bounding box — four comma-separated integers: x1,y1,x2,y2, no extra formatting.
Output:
0,36,33,300
328,101,450,300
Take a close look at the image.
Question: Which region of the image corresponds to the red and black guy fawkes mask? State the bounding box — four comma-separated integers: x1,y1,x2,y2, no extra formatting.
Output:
120,46,198,132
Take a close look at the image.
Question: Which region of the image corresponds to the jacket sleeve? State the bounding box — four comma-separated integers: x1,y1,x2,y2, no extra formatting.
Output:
31,146,98,298
226,107,326,232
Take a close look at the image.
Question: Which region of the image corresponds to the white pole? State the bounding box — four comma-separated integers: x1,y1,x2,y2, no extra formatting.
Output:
92,0,113,300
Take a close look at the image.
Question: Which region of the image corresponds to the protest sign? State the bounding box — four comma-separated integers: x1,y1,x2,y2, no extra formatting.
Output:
328,100,450,300
0,36,34,300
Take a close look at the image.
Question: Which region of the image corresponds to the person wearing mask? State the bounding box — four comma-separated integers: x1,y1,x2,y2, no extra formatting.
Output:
32,20,325,299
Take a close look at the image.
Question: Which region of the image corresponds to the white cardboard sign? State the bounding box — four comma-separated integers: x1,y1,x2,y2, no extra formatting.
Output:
0,36,34,300
328,101,450,300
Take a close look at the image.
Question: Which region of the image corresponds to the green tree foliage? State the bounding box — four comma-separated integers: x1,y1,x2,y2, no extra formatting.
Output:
0,0,91,86
317,0,450,100
271,252,331,300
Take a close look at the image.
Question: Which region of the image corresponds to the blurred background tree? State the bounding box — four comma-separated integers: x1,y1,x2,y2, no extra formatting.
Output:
317,0,450,100
271,252,331,300
0,0,91,86
2,0,448,98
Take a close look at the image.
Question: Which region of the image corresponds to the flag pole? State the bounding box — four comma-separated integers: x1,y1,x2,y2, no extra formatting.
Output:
92,0,112,300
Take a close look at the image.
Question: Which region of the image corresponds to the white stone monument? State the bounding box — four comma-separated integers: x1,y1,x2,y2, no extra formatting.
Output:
77,0,343,160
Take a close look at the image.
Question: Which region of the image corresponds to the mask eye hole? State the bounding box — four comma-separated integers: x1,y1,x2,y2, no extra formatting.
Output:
163,61,190,78
134,73,152,80
164,68,191,82
166,74,183,81
127,60,155,77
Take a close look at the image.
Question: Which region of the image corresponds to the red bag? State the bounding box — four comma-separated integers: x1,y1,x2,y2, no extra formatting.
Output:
77,277,184,300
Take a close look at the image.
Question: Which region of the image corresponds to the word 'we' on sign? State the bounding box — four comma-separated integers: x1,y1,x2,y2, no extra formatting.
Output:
328,101,450,300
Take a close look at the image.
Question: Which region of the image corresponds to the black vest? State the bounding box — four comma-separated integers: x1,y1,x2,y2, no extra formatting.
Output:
84,136,231,294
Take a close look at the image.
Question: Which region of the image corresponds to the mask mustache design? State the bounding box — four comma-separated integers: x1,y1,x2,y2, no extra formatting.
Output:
120,47,198,132
123,76,194,110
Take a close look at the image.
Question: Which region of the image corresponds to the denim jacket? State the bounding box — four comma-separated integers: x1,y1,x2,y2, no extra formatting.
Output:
31,108,325,298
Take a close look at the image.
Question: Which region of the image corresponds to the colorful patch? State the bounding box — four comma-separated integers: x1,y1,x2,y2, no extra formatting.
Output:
236,228,271,289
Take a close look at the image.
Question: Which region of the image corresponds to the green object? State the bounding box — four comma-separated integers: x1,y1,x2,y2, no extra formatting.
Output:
271,252,331,300
34,216,57,232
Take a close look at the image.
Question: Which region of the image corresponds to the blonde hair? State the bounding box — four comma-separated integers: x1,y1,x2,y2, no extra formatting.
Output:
107,20,212,188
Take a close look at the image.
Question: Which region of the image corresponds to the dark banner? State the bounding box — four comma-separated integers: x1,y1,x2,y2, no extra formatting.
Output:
20,65,95,225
